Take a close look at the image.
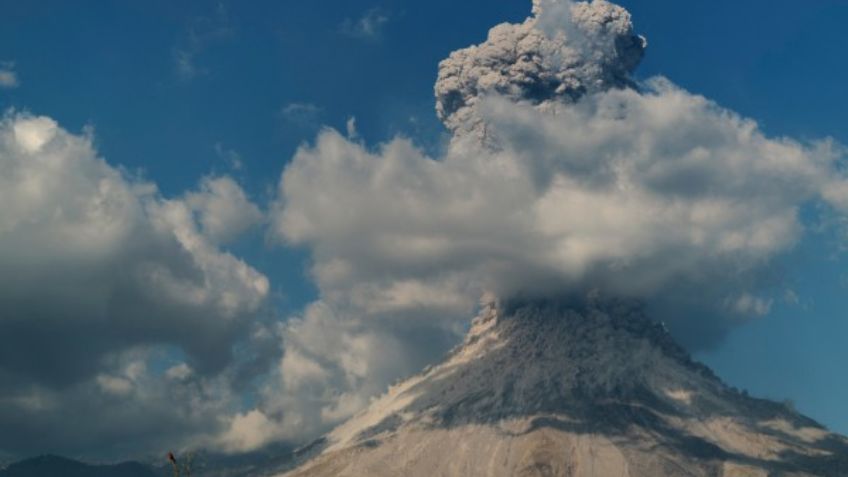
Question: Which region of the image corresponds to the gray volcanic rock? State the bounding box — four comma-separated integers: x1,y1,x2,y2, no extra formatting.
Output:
280,299,848,476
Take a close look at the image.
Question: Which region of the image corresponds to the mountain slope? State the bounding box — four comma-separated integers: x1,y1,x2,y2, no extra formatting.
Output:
0,455,157,477
280,299,848,476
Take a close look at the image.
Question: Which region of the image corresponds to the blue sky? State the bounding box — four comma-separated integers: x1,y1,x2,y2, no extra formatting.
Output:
1,0,848,458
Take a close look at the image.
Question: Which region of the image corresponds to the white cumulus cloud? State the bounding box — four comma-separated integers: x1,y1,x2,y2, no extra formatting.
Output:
0,111,269,457
185,175,264,244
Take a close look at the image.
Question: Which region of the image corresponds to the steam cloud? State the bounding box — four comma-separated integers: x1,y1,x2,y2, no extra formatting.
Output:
251,0,848,447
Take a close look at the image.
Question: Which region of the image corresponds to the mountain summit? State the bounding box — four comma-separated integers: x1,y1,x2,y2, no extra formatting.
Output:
281,299,848,476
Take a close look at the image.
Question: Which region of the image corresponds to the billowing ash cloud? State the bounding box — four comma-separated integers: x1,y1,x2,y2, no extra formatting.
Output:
245,0,848,449
0,113,270,457
435,0,645,141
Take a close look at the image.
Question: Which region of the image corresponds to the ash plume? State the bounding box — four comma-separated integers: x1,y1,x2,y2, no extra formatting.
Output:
254,0,848,448
435,0,646,142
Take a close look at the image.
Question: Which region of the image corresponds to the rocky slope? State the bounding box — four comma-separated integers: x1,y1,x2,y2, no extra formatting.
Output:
280,299,848,476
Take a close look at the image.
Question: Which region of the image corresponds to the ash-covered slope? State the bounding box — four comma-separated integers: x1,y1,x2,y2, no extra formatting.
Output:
281,300,848,477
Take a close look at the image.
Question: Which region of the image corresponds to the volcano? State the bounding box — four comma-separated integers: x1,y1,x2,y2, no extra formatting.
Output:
280,300,848,476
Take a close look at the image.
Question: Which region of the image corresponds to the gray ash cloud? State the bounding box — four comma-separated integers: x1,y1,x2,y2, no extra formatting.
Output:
435,0,646,142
